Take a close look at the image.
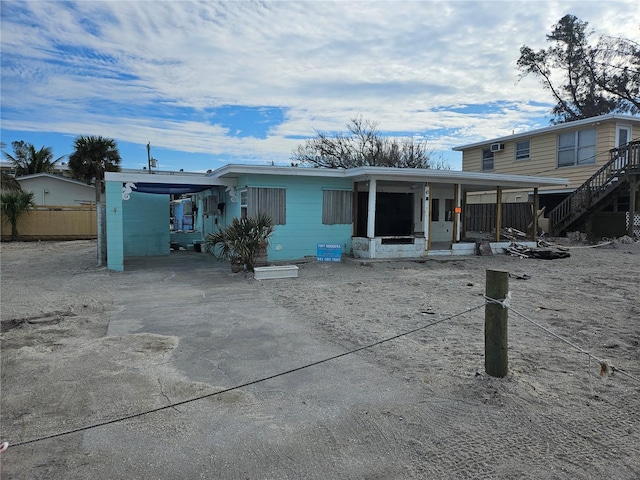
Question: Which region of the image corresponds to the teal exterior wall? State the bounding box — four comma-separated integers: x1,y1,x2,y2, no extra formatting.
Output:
106,180,124,271
234,174,353,261
123,191,170,256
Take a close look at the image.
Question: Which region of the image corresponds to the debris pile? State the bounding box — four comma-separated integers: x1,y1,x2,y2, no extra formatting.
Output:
501,227,529,241
616,235,636,244
506,241,570,260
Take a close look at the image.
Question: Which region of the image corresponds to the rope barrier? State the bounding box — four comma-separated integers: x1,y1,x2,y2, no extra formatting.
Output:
483,292,511,309
484,296,640,384
543,241,614,250
5,294,637,451
4,302,486,450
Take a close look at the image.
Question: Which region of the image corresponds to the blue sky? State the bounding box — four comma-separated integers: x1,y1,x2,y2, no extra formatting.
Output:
1,1,638,173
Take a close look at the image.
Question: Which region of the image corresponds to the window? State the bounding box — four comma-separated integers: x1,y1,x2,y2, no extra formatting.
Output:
431,198,440,221
239,189,248,218
322,190,353,225
203,193,219,215
445,199,454,222
558,128,596,167
515,140,530,161
482,149,494,170
247,187,286,225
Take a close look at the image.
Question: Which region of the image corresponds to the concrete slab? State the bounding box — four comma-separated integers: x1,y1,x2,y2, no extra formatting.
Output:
93,251,424,479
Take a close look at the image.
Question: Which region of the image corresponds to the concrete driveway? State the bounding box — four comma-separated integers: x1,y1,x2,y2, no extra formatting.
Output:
86,252,425,479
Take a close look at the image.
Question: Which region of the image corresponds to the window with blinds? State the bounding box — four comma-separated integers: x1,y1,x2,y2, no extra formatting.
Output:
322,190,353,225
247,187,286,225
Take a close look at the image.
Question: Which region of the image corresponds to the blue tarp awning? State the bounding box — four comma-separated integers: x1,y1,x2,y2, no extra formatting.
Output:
131,183,212,195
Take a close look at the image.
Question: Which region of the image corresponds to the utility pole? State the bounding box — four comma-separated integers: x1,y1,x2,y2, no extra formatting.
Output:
147,142,151,173
147,142,157,173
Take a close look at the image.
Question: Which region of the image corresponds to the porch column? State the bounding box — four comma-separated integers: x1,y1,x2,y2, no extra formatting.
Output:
367,179,377,258
453,183,462,242
533,188,539,241
105,180,124,271
496,186,503,242
353,181,359,237
426,182,432,250
423,183,430,250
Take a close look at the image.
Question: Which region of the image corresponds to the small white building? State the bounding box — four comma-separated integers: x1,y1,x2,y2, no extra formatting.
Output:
16,173,95,206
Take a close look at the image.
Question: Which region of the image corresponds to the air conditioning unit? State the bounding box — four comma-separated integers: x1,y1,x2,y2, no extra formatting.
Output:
490,143,505,152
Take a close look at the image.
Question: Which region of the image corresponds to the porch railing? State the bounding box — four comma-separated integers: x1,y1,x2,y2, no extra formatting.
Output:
549,140,640,235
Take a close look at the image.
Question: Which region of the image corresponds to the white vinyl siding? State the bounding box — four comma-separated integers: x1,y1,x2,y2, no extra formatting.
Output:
247,187,286,225
322,190,353,224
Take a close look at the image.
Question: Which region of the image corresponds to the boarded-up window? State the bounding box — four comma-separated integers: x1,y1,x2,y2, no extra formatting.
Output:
323,190,353,224
247,187,286,225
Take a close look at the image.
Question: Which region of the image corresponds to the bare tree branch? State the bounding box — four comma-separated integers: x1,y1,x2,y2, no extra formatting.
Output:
517,14,638,123
292,117,441,169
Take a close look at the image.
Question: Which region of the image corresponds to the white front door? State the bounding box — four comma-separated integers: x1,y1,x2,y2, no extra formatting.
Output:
615,124,632,169
616,124,631,148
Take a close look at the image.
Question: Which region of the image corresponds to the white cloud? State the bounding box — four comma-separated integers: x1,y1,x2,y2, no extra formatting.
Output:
1,0,638,167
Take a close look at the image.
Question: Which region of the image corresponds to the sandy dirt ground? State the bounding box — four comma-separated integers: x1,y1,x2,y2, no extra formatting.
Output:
1,239,639,479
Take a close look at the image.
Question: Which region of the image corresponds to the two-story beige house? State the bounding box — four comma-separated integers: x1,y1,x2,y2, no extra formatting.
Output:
453,114,640,237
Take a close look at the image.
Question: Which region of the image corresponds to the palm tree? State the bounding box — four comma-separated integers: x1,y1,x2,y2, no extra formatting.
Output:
1,173,21,192
68,136,122,265
68,136,122,191
3,141,64,176
205,213,275,271
1,191,36,240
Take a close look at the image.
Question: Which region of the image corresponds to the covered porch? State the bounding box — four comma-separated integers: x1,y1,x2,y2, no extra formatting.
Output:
345,167,568,259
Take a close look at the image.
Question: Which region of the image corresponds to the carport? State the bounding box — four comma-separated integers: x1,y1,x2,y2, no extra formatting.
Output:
105,172,233,271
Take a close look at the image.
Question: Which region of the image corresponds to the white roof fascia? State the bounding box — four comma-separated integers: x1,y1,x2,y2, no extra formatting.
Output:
209,164,348,179
16,173,94,188
345,166,568,189
452,114,640,151
210,164,566,188
105,172,235,187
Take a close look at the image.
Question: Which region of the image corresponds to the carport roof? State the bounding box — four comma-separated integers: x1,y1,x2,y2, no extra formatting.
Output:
106,172,232,195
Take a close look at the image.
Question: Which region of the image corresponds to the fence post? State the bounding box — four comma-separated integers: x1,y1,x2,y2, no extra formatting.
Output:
485,269,509,377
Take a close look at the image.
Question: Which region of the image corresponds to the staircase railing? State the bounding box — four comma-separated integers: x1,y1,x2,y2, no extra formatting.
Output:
549,140,640,234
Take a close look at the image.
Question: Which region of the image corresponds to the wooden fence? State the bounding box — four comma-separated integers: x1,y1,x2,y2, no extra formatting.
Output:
1,205,97,241
466,202,533,234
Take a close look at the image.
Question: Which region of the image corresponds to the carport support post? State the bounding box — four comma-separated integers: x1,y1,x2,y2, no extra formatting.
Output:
485,269,508,377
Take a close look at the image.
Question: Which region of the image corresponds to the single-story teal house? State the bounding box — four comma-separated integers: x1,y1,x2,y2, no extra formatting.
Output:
105,165,568,271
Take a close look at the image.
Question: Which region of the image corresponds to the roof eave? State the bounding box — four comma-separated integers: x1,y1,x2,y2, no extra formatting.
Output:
452,114,640,151
346,166,568,189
